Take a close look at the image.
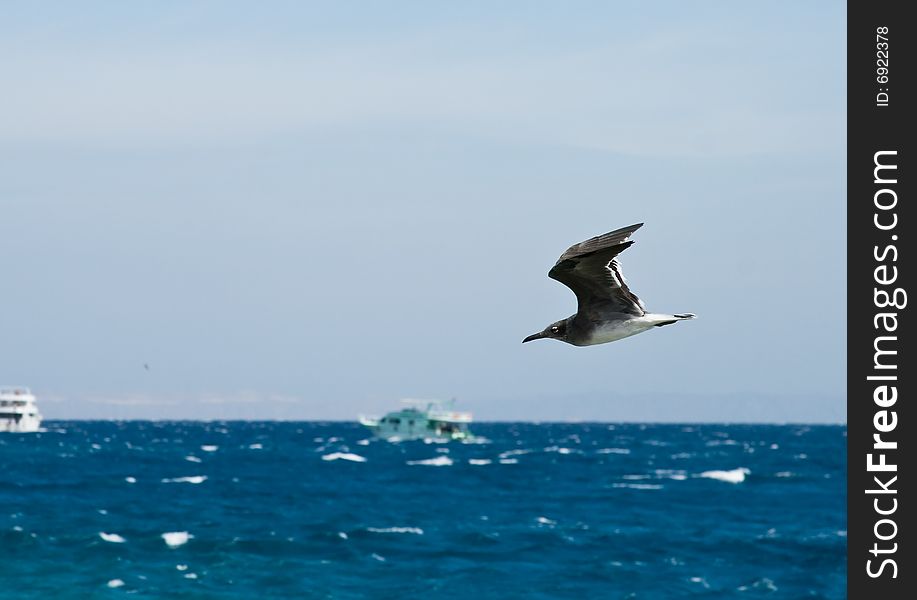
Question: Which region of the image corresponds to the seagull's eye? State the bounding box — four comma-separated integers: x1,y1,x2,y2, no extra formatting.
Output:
551,326,561,334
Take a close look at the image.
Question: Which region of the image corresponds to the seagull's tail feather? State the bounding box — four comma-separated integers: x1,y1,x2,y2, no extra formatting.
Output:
652,313,696,328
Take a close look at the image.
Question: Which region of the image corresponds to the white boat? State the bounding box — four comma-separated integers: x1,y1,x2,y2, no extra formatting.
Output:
0,387,43,433
359,399,473,441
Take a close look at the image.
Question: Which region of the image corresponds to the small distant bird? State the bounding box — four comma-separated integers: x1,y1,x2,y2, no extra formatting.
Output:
523,223,695,346
143,363,150,371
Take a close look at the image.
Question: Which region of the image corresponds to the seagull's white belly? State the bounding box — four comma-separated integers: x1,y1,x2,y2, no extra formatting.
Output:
584,314,674,346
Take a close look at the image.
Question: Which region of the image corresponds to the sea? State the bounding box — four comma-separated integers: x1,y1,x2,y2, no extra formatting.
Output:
1,422,846,599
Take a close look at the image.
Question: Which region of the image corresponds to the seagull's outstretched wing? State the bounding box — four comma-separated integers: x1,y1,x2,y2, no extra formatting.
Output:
548,223,646,317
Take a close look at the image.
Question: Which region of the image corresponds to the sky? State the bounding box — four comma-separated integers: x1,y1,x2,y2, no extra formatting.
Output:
0,1,846,422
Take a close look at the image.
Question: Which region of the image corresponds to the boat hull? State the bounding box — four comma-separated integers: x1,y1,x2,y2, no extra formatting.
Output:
0,414,42,433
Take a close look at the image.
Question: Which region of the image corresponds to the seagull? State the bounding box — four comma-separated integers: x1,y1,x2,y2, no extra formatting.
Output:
523,223,695,346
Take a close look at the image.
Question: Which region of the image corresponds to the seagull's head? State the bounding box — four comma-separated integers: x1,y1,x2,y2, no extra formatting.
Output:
522,319,568,344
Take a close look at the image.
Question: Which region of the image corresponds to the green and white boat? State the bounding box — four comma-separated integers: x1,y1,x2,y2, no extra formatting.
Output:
359,399,473,441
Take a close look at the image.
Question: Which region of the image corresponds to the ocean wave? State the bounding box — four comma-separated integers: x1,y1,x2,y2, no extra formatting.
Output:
737,577,778,592
700,468,750,484
706,439,739,446
596,448,630,455
99,532,126,543
461,436,491,445
498,449,532,459
162,531,192,548
248,443,263,450
367,527,424,535
468,459,492,465
200,445,219,452
321,452,367,462
107,579,125,588
543,446,580,455
161,476,207,484
125,476,137,483
184,455,202,463
535,516,556,526
499,458,519,464
612,483,664,490
407,456,453,466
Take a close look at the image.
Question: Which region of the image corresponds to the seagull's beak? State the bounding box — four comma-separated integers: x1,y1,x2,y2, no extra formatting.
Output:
522,331,547,343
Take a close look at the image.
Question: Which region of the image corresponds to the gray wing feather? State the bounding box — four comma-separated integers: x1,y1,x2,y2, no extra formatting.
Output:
548,223,646,317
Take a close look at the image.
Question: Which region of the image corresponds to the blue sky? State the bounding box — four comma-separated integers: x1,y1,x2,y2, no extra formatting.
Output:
1,2,846,421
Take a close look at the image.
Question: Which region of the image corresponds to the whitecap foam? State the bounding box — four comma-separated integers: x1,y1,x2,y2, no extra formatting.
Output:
423,437,450,444
321,452,367,462
611,483,664,490
248,443,263,450
185,455,202,463
643,439,669,447
498,448,532,459
367,526,424,535
371,553,386,562
535,516,556,526
499,458,519,464
706,439,739,447
200,445,218,452
99,532,126,543
407,456,453,466
184,573,198,579
738,578,778,592
356,439,370,446
161,476,207,484
125,476,137,484
176,564,188,571
700,467,750,484
596,448,630,455
107,579,125,588
162,531,192,548
468,459,492,466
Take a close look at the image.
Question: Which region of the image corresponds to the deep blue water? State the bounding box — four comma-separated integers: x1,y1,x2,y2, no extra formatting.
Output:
2,422,845,599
